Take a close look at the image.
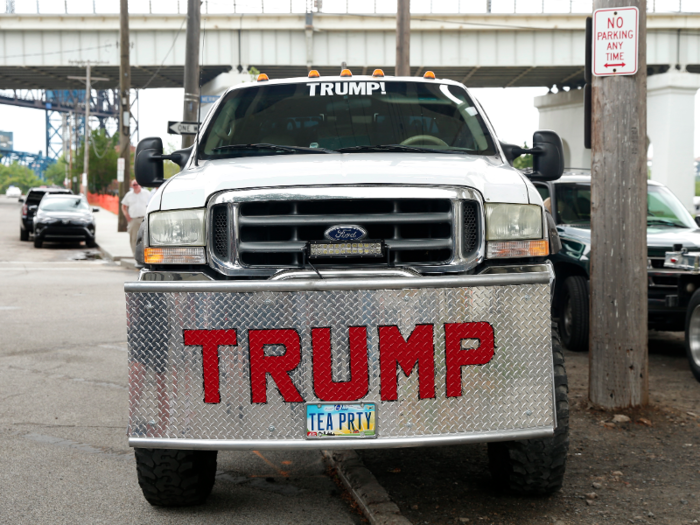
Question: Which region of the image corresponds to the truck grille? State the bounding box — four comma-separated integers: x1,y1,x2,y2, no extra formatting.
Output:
463,201,479,257
212,205,229,259
235,199,456,267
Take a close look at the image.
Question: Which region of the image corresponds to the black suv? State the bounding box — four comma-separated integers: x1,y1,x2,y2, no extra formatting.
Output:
19,187,72,241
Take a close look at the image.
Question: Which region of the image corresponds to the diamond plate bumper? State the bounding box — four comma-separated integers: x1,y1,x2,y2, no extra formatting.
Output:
126,265,556,450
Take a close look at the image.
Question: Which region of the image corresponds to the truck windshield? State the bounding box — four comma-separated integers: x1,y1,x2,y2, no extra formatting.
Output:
556,183,696,229
200,80,496,159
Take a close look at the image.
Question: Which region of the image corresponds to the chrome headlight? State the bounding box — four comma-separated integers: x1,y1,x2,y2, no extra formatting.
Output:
149,209,206,247
485,204,542,241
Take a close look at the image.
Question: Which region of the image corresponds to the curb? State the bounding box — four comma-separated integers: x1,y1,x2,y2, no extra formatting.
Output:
323,450,412,525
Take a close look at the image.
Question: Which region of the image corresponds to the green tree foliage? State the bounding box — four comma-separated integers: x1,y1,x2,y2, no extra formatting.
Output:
0,162,43,194
44,155,68,187
513,142,533,170
71,128,119,193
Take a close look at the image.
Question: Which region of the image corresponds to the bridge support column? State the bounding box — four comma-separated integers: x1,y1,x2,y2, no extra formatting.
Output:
647,71,700,213
534,89,591,170
536,72,700,213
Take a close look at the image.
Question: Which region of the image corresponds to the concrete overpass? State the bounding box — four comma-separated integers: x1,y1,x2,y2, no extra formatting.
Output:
1,7,699,211
0,12,699,89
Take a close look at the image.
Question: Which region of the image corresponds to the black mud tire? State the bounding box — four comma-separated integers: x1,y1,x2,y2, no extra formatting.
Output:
134,448,218,507
684,289,700,382
20,228,28,241
558,275,589,352
488,329,570,496
33,236,42,248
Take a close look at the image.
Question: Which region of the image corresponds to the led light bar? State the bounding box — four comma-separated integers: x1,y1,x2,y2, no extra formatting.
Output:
309,241,384,258
144,247,207,265
487,240,549,259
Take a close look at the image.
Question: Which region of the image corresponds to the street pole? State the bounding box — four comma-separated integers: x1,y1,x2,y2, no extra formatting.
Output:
68,63,108,196
182,0,201,149
118,0,131,232
83,62,91,196
589,0,648,408
395,0,410,76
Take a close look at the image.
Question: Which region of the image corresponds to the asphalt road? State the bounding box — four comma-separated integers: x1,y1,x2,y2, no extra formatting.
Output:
0,198,360,524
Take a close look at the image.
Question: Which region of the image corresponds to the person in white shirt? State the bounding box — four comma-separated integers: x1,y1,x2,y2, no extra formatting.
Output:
121,180,151,255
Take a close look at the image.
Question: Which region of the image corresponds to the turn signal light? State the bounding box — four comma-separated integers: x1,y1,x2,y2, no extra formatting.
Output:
340,69,352,77
308,70,320,78
257,73,269,81
144,247,207,265
423,71,436,79
372,69,385,77
486,240,549,259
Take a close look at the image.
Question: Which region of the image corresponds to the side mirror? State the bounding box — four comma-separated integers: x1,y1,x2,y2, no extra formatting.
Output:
168,145,193,170
18,197,24,203
92,207,100,213
694,216,700,228
501,130,565,182
135,137,165,187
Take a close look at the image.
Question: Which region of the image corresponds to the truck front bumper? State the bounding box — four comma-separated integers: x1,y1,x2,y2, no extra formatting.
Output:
125,263,557,450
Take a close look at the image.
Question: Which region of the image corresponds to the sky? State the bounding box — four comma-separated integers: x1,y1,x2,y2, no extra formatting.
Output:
2,85,699,160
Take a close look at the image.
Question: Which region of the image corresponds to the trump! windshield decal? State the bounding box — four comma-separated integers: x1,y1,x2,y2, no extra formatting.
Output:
307,81,387,96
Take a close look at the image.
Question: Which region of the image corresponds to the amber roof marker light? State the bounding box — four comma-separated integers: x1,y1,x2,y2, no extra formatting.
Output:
257,73,269,81
308,70,320,78
340,69,352,77
424,71,436,79
372,69,385,77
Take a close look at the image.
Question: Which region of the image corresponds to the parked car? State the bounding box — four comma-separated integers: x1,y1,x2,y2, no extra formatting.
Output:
19,187,72,241
535,171,700,351
32,194,98,248
5,185,21,198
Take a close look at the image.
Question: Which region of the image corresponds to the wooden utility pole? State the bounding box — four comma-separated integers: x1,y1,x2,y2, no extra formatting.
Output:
589,0,648,408
182,0,201,149
396,0,410,76
118,0,131,232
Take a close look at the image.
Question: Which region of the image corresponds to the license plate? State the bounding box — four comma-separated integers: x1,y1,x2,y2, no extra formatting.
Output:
306,402,377,439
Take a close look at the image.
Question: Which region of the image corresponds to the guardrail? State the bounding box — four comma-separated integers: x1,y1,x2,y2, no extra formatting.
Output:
2,0,698,15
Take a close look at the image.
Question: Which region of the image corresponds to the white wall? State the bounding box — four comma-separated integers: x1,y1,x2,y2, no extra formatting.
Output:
534,88,591,170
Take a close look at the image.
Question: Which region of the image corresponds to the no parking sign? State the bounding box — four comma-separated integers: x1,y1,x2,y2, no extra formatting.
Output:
592,6,639,76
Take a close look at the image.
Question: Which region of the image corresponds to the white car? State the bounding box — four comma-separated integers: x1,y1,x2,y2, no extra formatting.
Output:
5,186,21,198
126,71,568,506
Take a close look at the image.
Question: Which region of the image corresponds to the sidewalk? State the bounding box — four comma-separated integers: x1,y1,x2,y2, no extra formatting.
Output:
93,207,137,269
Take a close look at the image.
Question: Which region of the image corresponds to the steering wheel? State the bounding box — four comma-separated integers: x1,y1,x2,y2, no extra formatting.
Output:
400,135,449,147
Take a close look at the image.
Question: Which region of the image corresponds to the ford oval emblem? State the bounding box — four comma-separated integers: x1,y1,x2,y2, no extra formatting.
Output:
324,224,368,241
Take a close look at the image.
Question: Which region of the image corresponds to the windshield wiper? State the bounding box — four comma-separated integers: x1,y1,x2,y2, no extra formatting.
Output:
647,218,687,228
336,144,466,154
212,143,334,155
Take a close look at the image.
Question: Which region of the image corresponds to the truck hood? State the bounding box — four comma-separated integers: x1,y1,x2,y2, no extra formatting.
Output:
155,153,531,211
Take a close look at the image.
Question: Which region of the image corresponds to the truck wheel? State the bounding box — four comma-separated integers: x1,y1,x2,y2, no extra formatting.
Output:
684,289,700,382
20,228,28,241
33,237,42,248
558,275,589,352
134,448,217,507
488,329,569,496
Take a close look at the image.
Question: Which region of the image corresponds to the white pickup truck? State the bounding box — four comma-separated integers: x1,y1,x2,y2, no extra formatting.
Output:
127,70,568,507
